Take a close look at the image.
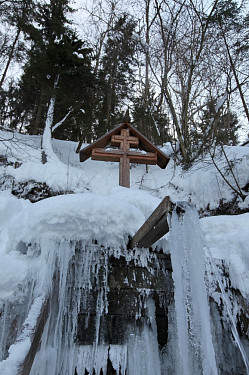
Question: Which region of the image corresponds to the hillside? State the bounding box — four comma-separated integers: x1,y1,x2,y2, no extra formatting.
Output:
1,129,249,374
1,128,249,295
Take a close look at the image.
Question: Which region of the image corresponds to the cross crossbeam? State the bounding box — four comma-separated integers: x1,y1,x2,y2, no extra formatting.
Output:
91,128,157,187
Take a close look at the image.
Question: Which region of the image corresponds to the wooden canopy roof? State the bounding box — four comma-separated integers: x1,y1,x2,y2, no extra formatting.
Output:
79,122,170,169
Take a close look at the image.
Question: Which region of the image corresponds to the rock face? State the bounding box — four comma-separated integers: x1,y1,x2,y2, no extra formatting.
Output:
76,251,173,349
73,247,249,375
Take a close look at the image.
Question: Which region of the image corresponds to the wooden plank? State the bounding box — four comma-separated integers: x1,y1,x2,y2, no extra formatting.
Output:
111,133,139,148
92,148,157,165
92,148,157,164
91,148,122,162
136,214,169,248
120,153,130,187
128,152,157,164
128,196,172,249
18,297,49,375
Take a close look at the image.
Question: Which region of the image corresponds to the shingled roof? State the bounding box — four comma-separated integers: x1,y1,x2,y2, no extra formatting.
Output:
79,122,170,169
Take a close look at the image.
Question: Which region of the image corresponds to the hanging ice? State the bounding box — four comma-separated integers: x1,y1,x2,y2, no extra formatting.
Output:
126,297,161,375
169,202,218,375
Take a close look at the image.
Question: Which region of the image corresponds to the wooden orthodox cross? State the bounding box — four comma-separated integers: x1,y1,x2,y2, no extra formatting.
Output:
79,111,169,188
91,128,157,187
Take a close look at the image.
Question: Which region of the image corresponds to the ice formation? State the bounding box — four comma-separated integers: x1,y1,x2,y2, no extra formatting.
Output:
0,195,249,375
170,203,218,375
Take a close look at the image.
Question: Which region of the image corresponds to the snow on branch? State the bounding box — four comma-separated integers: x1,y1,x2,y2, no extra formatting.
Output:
215,91,228,113
52,108,73,132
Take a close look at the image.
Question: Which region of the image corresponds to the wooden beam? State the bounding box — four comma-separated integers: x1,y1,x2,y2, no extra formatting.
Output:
111,133,139,148
17,297,49,375
120,152,130,187
128,152,157,164
91,148,122,162
128,196,172,249
92,148,157,165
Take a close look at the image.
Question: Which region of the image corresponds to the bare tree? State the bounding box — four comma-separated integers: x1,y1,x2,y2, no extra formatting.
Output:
147,0,223,163
218,19,249,125
0,29,21,90
0,0,32,89
75,0,123,75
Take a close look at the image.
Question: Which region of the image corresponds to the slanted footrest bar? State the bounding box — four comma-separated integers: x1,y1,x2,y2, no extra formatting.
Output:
128,196,172,249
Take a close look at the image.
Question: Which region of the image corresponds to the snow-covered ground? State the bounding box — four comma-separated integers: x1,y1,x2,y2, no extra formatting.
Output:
0,129,249,301
0,129,249,373
1,130,249,207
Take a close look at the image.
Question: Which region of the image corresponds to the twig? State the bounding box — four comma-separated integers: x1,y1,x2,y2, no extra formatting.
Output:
208,148,245,201
221,144,245,200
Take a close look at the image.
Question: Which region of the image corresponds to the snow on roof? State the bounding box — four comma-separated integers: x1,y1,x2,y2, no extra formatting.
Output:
79,122,170,169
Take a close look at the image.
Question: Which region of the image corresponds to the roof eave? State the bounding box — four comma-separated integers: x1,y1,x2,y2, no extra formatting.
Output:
79,122,170,169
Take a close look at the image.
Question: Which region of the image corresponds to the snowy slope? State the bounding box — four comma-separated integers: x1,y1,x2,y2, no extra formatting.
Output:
1,130,249,209
0,129,249,302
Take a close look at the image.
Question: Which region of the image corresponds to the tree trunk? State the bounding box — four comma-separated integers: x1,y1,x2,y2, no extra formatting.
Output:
220,25,249,124
42,75,60,162
0,29,20,89
30,87,44,135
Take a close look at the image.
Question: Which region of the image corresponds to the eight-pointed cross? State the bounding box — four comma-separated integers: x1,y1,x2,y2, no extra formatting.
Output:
91,128,157,187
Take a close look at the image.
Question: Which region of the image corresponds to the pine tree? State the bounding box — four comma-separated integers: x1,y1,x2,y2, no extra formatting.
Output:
0,0,34,90
94,14,137,136
132,92,171,145
12,0,95,141
192,99,240,156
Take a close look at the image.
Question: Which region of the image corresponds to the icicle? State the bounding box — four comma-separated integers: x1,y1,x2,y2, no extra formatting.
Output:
109,345,127,375
205,242,249,374
127,298,161,375
29,241,111,375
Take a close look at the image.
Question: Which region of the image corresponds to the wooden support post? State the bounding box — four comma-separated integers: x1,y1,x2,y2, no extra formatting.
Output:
119,153,130,187
128,196,172,249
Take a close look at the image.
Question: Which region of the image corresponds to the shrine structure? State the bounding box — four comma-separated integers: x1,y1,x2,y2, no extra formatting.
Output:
79,113,170,187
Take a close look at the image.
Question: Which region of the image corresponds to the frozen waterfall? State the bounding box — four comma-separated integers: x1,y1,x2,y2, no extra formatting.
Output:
169,202,218,375
1,199,249,374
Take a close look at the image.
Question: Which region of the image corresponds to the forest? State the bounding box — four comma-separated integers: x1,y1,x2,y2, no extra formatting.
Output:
0,0,249,165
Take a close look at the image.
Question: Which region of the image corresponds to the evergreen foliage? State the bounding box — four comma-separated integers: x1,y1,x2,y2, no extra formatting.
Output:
9,0,95,140
190,98,240,160
132,93,171,145
201,100,239,146
93,14,137,136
